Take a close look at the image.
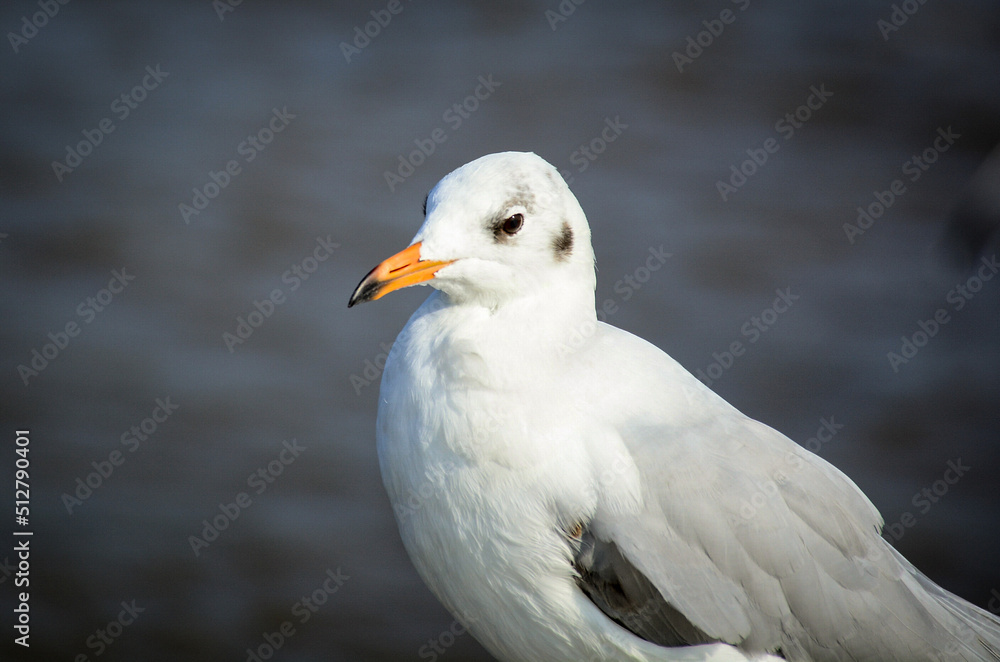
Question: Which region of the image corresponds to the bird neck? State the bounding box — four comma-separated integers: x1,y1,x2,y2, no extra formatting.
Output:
411,277,597,387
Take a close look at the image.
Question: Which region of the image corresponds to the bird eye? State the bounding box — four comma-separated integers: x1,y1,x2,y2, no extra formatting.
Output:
501,214,524,236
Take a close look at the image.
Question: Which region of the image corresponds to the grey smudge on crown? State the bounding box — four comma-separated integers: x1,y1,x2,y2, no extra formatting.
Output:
509,181,536,214
422,193,429,217
553,221,574,260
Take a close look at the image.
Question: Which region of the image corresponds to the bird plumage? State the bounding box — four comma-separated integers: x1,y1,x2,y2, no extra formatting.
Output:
350,151,1000,662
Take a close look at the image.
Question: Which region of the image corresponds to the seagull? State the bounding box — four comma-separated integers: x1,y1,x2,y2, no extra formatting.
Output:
348,151,1000,661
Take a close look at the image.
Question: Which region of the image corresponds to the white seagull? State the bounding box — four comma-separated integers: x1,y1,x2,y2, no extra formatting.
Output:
348,152,1000,661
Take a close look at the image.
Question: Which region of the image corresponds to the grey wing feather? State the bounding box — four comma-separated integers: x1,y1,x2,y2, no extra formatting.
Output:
571,527,724,649
574,324,1000,661
598,412,1000,660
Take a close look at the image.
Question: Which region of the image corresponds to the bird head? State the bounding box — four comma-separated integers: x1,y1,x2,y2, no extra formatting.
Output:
348,152,596,310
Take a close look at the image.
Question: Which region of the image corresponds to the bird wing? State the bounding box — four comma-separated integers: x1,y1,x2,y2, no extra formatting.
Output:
565,322,1000,660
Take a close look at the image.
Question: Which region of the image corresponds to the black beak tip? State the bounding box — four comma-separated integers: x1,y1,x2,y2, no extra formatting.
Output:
348,275,380,308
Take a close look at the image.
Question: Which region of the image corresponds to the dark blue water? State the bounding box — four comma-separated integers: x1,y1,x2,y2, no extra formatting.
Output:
2,1,999,660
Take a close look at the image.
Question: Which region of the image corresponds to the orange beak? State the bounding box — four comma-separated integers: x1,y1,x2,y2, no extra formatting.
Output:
348,242,453,307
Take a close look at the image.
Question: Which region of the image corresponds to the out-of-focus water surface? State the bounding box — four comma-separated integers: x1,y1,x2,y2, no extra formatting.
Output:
1,1,999,660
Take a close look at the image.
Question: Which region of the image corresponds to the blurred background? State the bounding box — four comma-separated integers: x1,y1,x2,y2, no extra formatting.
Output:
1,1,999,660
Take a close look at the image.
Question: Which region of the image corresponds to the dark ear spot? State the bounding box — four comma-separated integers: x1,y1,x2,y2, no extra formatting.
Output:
422,193,429,217
553,221,574,261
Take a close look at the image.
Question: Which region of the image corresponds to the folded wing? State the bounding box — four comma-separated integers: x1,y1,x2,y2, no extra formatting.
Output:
567,323,1000,661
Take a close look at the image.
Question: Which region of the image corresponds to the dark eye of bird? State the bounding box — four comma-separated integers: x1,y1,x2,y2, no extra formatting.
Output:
501,213,524,236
